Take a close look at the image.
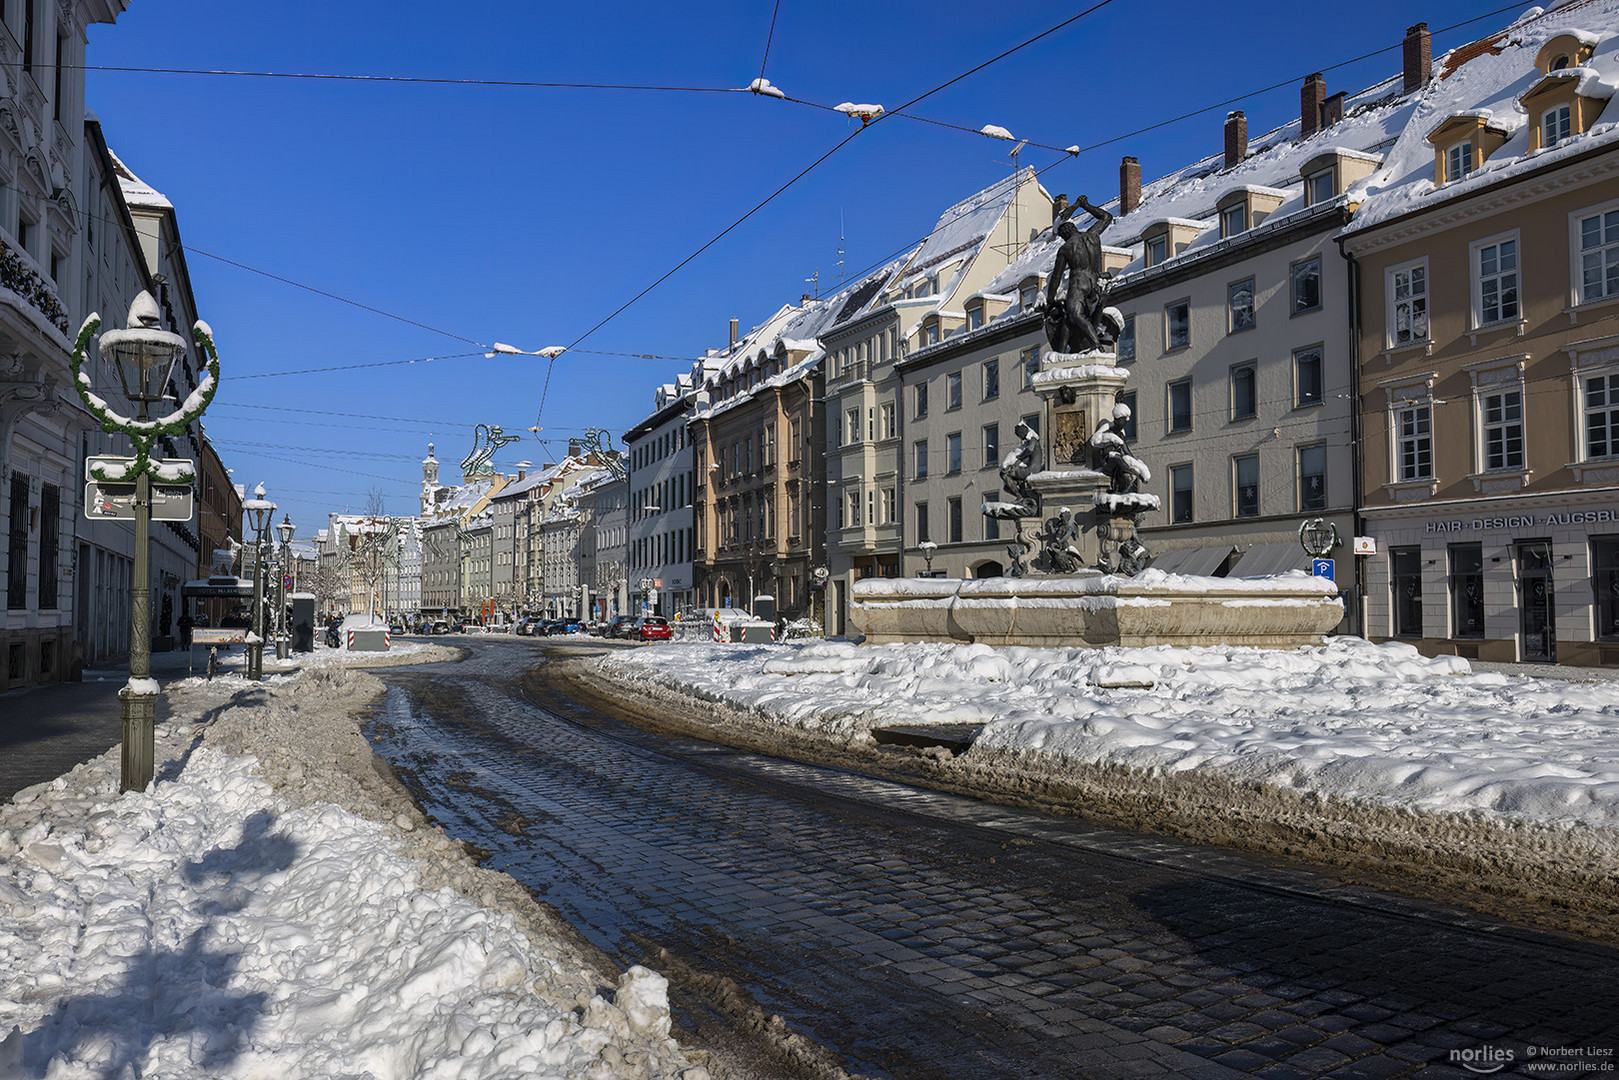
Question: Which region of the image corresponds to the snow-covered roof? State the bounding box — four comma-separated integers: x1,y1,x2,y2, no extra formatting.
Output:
1344,0,1619,236
106,147,173,211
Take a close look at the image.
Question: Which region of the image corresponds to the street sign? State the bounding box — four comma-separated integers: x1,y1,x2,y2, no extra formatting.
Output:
1353,536,1377,555
1312,558,1335,581
84,480,195,522
84,455,195,522
282,574,294,590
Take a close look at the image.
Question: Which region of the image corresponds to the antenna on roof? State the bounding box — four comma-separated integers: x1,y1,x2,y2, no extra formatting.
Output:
837,209,846,286
805,267,820,299
991,141,1033,261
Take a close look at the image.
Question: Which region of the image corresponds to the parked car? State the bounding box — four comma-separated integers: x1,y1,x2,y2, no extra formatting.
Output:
555,618,583,634
515,616,540,636
632,616,672,642
605,615,637,639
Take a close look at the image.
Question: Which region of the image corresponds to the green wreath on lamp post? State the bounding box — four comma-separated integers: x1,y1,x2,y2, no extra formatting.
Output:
69,291,221,484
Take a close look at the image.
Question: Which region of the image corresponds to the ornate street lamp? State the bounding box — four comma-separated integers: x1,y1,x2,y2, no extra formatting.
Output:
276,514,295,659
242,485,276,680
70,292,221,793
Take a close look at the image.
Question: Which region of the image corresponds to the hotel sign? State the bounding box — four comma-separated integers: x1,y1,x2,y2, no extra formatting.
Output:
1425,509,1618,532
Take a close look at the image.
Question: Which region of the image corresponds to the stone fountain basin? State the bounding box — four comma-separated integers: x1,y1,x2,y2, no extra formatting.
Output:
849,569,1343,649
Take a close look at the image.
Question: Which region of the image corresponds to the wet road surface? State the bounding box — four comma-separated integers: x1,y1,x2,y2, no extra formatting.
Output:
366,640,1619,1080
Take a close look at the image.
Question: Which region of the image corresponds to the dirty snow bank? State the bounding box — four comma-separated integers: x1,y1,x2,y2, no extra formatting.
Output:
0,663,707,1080
594,637,1619,835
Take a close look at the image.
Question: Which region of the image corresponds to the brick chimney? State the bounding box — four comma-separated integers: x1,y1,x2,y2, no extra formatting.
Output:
1300,73,1326,138
1224,111,1248,169
1404,22,1432,93
1119,156,1140,215
729,317,739,348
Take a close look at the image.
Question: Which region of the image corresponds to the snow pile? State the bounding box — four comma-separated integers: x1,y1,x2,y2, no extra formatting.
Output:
0,666,700,1080
595,637,1619,831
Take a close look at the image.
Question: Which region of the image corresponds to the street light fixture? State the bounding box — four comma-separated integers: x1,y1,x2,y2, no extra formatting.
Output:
275,514,295,659
243,484,276,680
69,291,221,793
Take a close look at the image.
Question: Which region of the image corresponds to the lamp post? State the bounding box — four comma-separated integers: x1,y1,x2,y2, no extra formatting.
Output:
242,485,275,680
70,292,220,793
276,514,295,659
919,540,938,577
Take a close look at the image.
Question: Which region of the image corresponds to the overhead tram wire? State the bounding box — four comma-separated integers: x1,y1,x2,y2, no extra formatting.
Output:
531,0,1123,428
758,0,784,84
80,64,749,95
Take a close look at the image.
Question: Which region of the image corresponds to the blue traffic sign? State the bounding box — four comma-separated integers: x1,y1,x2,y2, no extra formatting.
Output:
1312,558,1335,581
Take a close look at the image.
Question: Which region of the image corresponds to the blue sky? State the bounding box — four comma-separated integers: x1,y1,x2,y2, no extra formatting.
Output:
84,0,1517,532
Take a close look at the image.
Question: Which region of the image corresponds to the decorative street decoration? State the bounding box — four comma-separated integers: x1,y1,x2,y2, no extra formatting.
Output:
459,423,520,479
1300,518,1341,558
580,427,626,480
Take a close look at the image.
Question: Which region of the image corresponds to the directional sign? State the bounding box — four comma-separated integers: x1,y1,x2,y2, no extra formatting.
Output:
1312,558,1335,581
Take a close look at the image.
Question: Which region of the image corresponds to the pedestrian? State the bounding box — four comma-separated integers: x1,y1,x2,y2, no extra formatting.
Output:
178,612,194,649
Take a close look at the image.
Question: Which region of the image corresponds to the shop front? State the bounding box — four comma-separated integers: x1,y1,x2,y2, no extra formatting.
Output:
1360,493,1619,666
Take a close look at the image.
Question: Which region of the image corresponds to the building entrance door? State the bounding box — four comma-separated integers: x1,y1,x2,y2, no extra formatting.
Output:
1516,541,1555,662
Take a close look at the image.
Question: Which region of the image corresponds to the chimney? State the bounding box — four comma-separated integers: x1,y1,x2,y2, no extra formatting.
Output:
1322,91,1346,128
1404,23,1432,93
1119,156,1140,216
517,469,527,481
729,317,739,348
1300,73,1326,138
1224,111,1248,170
568,439,582,458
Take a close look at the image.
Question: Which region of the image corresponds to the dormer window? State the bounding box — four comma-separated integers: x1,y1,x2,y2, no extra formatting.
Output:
1146,234,1167,267
1446,141,1474,181
1535,32,1598,75
1221,204,1246,237
1306,167,1336,206
1543,103,1572,147
966,304,983,330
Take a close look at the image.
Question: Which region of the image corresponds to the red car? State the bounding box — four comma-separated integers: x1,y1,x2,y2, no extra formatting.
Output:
632,616,672,641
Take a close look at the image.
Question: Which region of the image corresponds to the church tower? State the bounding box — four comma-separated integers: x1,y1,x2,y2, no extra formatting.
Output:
421,442,441,515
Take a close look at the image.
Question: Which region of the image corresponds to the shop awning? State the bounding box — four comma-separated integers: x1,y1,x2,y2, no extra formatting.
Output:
1149,545,1236,577
1230,541,1313,578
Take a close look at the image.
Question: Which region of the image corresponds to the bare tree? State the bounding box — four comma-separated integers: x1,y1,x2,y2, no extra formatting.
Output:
337,489,400,622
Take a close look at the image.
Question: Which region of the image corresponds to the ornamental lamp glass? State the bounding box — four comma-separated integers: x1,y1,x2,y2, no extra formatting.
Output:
277,515,295,545
98,291,187,412
244,484,275,537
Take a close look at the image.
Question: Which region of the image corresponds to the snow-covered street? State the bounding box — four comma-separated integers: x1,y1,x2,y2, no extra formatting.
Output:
0,648,710,1080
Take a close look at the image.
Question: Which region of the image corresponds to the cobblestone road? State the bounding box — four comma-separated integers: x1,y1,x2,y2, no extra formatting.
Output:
367,643,1619,1080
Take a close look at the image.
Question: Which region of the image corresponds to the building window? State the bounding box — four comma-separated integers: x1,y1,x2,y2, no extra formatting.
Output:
947,497,963,543
1020,345,1039,388
1594,537,1619,639
1446,140,1474,181
916,501,929,543
1293,345,1324,407
947,371,962,410
880,401,896,440
1576,205,1619,304
967,305,983,330
882,486,896,524
38,482,57,610
983,358,999,400
1398,403,1434,481
915,382,929,419
1117,315,1135,362
1306,167,1335,205
1292,256,1322,314
984,509,1000,541
1221,204,1245,238
1474,235,1519,326
947,432,962,474
1233,454,1259,517
1451,542,1485,639
845,408,860,446
914,440,929,478
1586,372,1619,458
1168,379,1192,433
1165,300,1190,350
8,473,28,609
846,489,861,528
1389,261,1429,346
1170,464,1193,523
1298,444,1326,511
1228,278,1255,333
1482,388,1524,471
1230,362,1257,420
1391,546,1423,638
924,322,940,346
1543,104,1571,147
1146,234,1167,267
982,423,999,468
1117,390,1137,441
